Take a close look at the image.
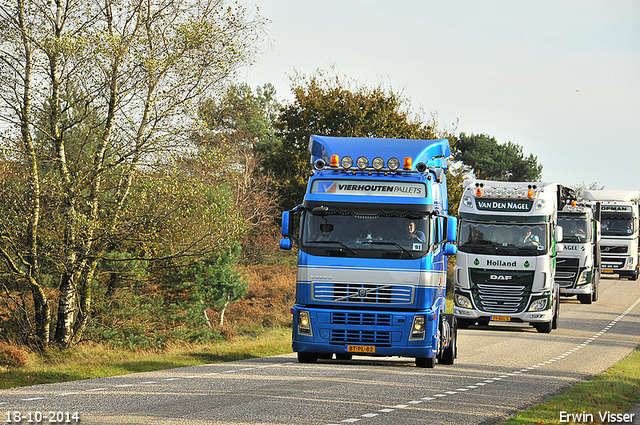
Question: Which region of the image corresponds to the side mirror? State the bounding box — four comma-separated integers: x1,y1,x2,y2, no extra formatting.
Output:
280,238,292,250
443,243,457,256
555,243,564,253
555,225,563,243
280,210,293,250
446,217,458,243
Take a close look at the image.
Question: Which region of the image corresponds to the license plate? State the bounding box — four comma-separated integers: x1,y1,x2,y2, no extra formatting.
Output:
346,345,375,353
491,316,511,322
602,269,614,274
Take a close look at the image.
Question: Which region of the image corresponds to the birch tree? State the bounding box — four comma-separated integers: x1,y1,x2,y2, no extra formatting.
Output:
0,0,264,347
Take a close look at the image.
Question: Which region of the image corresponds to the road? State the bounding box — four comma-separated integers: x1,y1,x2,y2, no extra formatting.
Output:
1,276,640,425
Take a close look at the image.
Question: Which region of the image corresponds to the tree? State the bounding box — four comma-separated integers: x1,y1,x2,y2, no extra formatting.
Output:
0,0,264,347
265,71,440,210
169,244,248,328
452,133,542,182
198,83,281,263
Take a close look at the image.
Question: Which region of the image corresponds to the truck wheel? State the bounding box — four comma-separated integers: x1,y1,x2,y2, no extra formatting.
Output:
578,294,592,304
592,274,599,302
415,357,436,368
457,318,471,329
552,288,559,329
297,352,318,363
535,320,553,333
630,270,639,281
439,315,457,365
335,353,352,360
317,353,333,360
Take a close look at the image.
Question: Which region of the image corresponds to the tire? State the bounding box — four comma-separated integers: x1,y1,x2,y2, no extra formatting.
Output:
335,353,352,361
457,318,471,329
415,356,436,368
592,272,599,302
297,352,318,363
439,315,457,365
317,353,333,360
535,320,553,333
630,270,639,281
578,294,592,304
552,288,559,329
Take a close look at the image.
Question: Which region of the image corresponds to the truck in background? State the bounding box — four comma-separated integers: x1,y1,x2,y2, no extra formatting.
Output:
583,190,640,281
454,180,572,333
280,135,458,368
556,200,601,304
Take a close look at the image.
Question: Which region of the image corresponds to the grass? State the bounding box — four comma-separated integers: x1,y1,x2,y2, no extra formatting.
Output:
0,327,292,389
500,346,640,424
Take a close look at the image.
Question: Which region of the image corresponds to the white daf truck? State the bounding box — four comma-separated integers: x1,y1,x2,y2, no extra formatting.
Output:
556,201,601,304
583,190,640,281
454,180,571,333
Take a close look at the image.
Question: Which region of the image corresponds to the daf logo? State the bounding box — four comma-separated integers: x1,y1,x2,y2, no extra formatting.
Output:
490,275,513,281
357,288,367,297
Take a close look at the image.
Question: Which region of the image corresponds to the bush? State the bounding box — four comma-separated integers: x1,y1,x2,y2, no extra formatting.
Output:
0,343,28,368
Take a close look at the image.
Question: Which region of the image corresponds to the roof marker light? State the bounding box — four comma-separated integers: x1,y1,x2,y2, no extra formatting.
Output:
330,155,339,168
476,187,483,196
403,157,412,170
527,189,534,198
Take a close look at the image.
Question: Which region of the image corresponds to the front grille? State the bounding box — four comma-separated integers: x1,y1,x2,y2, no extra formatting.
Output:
313,283,413,304
556,258,580,288
331,312,392,326
469,269,534,314
601,257,626,269
330,329,392,345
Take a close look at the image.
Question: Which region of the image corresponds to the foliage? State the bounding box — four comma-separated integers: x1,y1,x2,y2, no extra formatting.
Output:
0,342,27,368
198,83,282,264
452,133,543,182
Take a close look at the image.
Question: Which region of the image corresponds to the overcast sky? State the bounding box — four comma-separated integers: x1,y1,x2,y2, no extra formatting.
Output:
241,1,640,191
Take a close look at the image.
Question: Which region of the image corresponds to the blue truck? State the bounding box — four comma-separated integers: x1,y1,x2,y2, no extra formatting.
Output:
279,135,458,368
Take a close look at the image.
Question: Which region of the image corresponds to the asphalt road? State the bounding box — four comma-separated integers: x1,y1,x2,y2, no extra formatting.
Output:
2,275,640,425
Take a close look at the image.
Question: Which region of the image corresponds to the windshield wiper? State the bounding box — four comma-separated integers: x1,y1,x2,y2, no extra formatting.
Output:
367,241,414,258
306,240,357,255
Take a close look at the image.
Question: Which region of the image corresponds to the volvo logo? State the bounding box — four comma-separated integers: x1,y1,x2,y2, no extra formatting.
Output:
357,288,367,297
490,275,513,281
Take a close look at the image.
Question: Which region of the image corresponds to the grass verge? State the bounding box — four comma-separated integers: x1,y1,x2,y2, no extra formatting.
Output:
500,346,640,424
0,327,292,389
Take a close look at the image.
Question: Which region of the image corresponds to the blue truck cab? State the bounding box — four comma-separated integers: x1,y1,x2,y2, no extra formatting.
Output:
280,135,458,368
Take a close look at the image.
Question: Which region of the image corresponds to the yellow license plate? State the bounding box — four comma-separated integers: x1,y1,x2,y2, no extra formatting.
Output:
346,345,375,353
602,269,614,273
491,316,511,322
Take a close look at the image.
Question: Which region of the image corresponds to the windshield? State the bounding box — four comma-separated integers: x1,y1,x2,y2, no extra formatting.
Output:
458,221,548,255
601,213,634,237
558,216,590,243
300,207,431,259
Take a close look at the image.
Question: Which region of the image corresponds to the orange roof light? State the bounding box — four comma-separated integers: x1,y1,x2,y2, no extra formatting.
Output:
476,187,483,196
571,201,577,207
330,155,339,168
527,189,534,198
403,157,412,170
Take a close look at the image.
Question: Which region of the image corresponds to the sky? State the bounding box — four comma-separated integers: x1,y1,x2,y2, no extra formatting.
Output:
240,0,640,191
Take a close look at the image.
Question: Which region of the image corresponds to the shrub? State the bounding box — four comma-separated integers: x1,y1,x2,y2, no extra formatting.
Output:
0,343,27,368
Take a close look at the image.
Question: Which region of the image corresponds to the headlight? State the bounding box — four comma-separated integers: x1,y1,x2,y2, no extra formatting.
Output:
577,269,589,285
409,315,426,340
356,156,369,170
298,310,312,336
455,294,472,309
528,298,548,311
